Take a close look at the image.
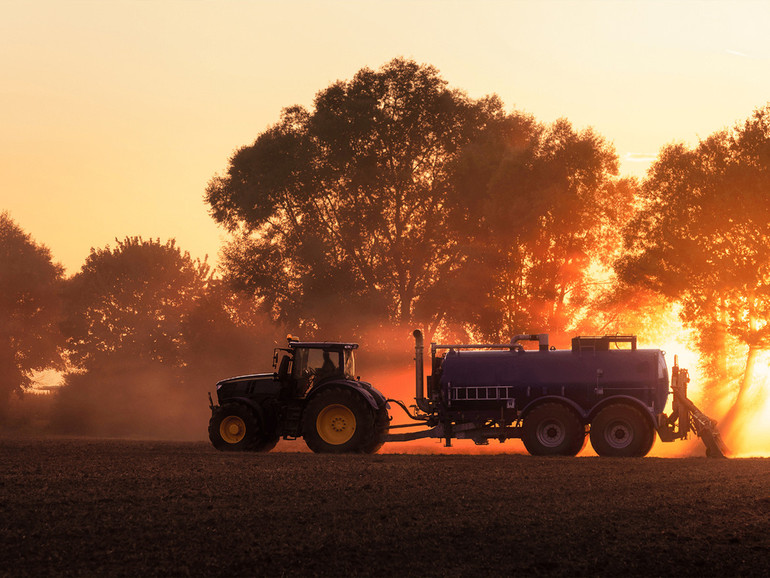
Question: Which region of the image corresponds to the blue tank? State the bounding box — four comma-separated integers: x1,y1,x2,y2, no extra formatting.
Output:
438,347,669,418
400,330,726,457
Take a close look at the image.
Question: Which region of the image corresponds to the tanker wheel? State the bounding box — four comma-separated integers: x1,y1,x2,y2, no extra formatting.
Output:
302,387,378,453
522,402,585,456
209,403,278,452
636,421,656,457
590,404,653,457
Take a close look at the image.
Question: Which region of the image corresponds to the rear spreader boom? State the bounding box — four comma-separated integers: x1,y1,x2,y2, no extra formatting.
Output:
657,360,730,458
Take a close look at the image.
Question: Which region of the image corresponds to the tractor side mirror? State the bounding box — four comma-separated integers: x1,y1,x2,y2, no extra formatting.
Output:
277,355,292,381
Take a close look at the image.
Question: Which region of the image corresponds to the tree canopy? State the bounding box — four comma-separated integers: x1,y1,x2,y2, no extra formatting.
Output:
206,58,624,340
0,212,64,406
617,104,770,419
62,237,211,370
207,58,508,336
443,115,623,340
55,236,273,437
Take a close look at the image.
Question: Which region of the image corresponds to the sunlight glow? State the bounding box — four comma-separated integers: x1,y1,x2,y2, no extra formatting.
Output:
3,1,770,272
727,350,770,457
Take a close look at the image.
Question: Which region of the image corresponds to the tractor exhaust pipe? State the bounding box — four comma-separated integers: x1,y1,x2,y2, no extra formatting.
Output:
413,329,430,412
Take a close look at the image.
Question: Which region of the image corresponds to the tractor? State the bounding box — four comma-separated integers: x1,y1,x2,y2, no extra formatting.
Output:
208,337,389,453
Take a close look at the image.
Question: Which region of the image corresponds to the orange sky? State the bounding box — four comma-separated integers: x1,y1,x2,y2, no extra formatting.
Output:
2,0,770,274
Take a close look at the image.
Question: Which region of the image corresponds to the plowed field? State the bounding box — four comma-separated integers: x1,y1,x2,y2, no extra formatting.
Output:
2,439,769,577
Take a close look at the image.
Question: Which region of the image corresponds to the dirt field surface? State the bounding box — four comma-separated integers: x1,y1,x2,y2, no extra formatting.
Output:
2,439,770,577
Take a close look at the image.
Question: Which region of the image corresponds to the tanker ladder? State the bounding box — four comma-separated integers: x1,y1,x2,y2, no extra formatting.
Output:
657,358,730,458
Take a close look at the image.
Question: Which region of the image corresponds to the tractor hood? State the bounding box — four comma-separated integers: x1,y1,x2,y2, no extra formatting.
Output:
216,373,274,387
215,373,281,404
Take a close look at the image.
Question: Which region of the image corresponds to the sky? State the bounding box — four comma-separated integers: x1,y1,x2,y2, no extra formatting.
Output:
2,0,770,274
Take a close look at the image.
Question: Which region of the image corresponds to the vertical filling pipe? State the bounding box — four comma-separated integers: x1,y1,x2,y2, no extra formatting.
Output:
413,329,428,411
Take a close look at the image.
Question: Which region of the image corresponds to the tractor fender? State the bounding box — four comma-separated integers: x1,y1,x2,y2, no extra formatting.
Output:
587,395,657,431
520,396,588,423
308,380,383,411
356,380,388,407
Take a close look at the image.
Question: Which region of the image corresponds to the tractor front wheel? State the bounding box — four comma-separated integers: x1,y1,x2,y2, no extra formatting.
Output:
303,387,382,453
209,403,273,452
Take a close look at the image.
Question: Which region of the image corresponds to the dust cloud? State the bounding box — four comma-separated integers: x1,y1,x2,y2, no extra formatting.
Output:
4,320,766,459
48,366,214,441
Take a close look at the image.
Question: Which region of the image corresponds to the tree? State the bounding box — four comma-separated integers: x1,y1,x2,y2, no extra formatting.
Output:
62,237,210,370
54,236,277,438
442,115,623,341
617,104,770,429
206,58,505,337
0,212,64,411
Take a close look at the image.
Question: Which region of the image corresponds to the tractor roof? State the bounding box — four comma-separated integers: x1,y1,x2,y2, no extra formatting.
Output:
288,341,358,350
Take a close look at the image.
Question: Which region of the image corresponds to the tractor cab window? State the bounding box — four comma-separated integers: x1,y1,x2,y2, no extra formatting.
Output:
310,349,339,380
292,348,308,380
292,347,345,391
343,349,356,379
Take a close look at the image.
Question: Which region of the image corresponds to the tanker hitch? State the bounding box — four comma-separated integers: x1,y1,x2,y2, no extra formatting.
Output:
385,398,431,423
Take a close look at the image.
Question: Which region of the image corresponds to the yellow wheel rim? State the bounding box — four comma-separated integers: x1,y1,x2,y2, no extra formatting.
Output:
220,415,246,444
316,404,356,445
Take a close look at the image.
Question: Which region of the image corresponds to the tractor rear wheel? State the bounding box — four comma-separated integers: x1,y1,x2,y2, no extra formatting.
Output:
209,403,275,452
303,387,382,453
522,402,585,456
252,435,280,453
590,404,653,457
362,405,390,454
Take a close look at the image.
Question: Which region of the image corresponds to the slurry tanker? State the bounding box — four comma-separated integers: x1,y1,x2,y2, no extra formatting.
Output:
208,330,728,457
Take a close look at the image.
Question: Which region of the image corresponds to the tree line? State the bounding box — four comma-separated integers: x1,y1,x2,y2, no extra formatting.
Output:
3,58,769,438
0,226,275,436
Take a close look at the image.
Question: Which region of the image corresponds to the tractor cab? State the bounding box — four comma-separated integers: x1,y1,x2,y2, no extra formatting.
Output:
274,338,358,397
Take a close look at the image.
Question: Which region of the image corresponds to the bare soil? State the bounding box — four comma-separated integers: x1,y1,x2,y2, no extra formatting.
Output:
2,438,770,577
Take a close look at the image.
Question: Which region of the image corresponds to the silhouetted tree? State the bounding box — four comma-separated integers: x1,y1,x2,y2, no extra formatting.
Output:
442,116,624,341
62,237,210,370
617,104,770,424
206,58,505,337
0,212,64,414
55,237,272,438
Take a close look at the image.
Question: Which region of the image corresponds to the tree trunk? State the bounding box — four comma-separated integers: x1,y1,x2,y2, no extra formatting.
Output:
720,345,760,434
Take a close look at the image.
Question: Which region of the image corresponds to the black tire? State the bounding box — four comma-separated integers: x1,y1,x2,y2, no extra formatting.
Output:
302,387,381,453
362,405,390,454
209,403,274,452
522,402,585,456
252,435,280,453
590,404,654,457
636,420,657,457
